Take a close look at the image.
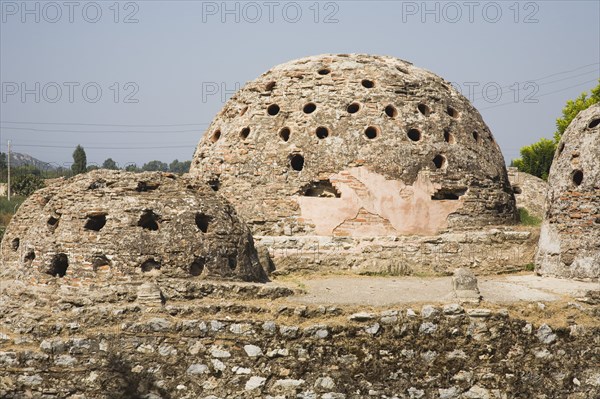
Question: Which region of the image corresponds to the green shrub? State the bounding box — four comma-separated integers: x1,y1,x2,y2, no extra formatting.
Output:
0,196,26,215
519,208,542,227
0,196,25,240
524,263,535,272
11,174,44,197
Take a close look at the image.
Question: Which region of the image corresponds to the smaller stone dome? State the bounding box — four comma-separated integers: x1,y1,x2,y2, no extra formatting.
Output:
0,170,267,283
536,105,600,280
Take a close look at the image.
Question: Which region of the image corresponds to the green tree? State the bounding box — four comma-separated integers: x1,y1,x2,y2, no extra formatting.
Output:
511,138,556,180
14,165,41,176
124,164,139,172
142,160,168,172
11,174,44,196
513,80,599,180
554,80,600,140
71,145,87,175
0,153,6,170
169,159,191,174
102,158,119,170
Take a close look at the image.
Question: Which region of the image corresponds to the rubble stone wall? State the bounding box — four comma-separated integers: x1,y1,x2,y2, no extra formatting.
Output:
536,105,600,280
507,167,547,219
0,292,598,399
257,227,538,275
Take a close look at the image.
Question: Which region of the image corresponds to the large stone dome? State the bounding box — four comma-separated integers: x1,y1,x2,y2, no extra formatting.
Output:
0,170,267,283
191,54,517,238
536,105,600,280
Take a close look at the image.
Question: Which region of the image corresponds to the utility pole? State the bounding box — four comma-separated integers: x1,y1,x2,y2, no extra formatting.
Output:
7,140,11,201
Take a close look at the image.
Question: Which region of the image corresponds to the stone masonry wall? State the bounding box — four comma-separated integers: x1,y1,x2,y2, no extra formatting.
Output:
536,105,600,280
0,285,598,399
257,227,538,275
507,167,547,220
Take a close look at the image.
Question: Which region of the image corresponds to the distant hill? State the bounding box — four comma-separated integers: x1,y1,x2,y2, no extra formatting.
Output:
6,152,57,171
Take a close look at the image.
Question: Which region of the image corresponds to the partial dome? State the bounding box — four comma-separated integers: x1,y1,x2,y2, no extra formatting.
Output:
191,54,517,237
0,170,267,283
536,105,600,280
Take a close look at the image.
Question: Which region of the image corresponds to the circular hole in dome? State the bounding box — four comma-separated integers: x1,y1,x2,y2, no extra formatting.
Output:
418,103,431,116
444,129,456,144
290,154,304,171
589,118,600,129
47,253,68,277
92,255,110,271
84,214,107,232
347,102,360,114
279,127,290,142
11,238,19,251
190,257,205,276
240,127,250,140
447,106,459,118
211,130,221,143
267,104,280,116
315,127,329,139
24,249,35,264
138,210,160,231
141,258,161,273
364,126,379,139
557,142,565,156
47,216,60,231
433,154,447,169
472,131,480,143
195,212,212,233
228,256,237,271
572,170,583,186
303,102,317,114
208,178,220,192
407,128,421,142
318,68,330,75
265,81,276,91
385,105,398,118
361,79,374,88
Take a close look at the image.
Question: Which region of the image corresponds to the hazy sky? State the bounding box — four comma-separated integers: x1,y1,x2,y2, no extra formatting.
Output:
1,0,599,168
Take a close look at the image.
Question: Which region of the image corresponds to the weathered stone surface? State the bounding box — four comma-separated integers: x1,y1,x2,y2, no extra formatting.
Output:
0,170,267,283
536,324,557,344
257,228,538,276
536,105,600,280
186,363,209,375
507,167,547,219
1,289,598,398
0,54,597,399
243,344,263,357
453,268,479,291
348,312,376,322
452,268,481,303
190,54,519,272
245,376,266,390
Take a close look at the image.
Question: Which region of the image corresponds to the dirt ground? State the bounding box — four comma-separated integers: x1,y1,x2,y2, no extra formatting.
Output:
279,273,599,306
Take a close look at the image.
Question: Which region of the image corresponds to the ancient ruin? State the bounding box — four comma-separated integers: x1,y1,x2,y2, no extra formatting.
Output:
0,170,267,283
191,54,535,274
536,104,600,280
0,55,598,399
507,167,548,220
